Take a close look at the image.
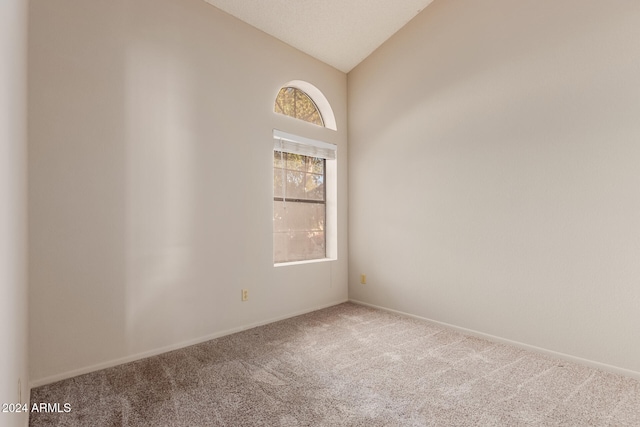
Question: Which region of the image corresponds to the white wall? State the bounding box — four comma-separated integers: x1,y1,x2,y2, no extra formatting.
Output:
29,0,348,385
0,0,29,425
348,0,640,374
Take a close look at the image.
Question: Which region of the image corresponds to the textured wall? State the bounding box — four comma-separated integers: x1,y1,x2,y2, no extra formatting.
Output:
348,0,640,374
0,0,29,425
29,0,348,384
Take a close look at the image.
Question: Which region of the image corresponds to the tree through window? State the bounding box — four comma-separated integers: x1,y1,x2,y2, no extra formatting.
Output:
272,82,335,264
273,151,326,263
274,87,324,126
272,130,336,265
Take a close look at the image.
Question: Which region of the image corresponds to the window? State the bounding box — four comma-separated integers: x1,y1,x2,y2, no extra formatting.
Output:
274,151,325,262
272,81,337,264
274,87,324,126
273,130,336,264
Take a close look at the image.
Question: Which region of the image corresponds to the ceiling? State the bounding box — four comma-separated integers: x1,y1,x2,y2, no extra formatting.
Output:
203,0,435,73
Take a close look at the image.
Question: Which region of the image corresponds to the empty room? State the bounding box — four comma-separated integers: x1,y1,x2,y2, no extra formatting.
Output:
2,0,640,425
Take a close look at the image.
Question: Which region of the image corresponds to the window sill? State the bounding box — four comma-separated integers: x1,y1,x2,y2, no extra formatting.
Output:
274,257,336,268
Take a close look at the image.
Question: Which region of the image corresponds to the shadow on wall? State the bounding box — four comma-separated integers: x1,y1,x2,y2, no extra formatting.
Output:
29,0,272,381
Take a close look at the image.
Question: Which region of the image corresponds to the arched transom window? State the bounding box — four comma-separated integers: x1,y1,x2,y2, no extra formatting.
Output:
274,87,324,127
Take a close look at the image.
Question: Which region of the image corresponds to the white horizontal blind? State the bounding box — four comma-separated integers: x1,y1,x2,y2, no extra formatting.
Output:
273,129,336,160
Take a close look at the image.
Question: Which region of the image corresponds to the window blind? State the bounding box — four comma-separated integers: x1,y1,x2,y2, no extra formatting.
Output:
273,129,336,160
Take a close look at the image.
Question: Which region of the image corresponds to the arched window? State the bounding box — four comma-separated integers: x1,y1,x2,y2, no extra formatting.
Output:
273,80,337,130
272,82,337,264
274,87,324,126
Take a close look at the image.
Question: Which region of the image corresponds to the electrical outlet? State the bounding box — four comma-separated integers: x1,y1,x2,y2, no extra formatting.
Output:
360,274,367,284
241,289,249,301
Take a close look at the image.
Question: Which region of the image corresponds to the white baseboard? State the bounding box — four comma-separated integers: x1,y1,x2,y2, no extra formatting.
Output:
349,299,640,381
30,299,348,389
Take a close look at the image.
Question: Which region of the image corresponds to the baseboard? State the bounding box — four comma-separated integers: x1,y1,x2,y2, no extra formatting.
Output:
349,299,640,381
30,299,348,389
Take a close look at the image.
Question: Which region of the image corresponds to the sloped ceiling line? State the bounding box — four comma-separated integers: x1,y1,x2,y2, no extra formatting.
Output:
204,0,434,73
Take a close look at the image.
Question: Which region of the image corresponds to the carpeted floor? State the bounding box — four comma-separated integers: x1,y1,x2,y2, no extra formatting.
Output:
30,302,640,426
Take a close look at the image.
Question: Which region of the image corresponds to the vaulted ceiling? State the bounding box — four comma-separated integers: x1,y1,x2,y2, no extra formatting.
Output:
203,0,435,73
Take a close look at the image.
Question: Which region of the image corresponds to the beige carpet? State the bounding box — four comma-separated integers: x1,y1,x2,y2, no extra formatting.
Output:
30,302,640,426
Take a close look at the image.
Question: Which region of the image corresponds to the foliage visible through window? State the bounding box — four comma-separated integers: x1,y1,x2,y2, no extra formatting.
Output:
273,151,325,263
275,87,324,127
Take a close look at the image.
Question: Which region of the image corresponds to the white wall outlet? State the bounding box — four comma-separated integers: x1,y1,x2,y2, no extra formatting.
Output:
241,289,249,301
360,274,367,284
